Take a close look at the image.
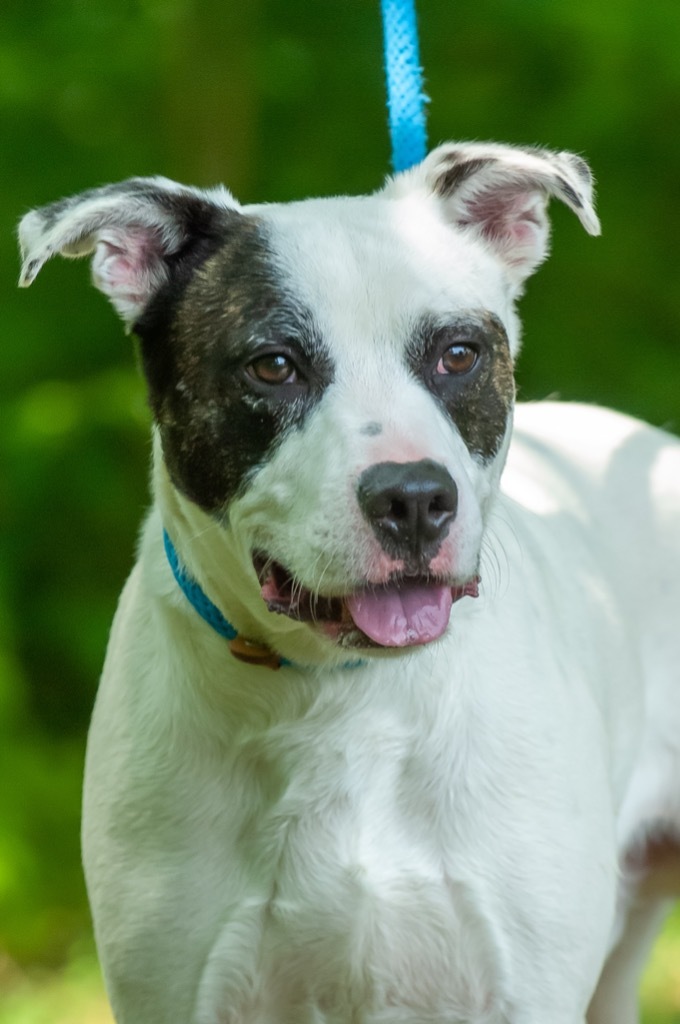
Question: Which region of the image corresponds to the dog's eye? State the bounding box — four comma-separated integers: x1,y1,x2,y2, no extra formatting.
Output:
436,344,478,376
247,353,298,386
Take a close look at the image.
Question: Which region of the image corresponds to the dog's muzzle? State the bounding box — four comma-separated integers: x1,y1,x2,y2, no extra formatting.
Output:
255,460,477,650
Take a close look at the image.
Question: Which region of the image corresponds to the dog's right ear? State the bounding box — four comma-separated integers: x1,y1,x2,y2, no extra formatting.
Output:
383,141,600,291
18,177,239,327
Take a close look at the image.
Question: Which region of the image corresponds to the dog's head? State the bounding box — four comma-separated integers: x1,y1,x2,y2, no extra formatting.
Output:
18,142,599,663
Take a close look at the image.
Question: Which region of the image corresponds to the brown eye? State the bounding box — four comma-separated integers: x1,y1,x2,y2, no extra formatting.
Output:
436,343,478,376
247,353,298,385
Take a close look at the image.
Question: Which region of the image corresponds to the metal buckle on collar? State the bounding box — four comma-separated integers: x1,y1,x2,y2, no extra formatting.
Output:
228,635,283,671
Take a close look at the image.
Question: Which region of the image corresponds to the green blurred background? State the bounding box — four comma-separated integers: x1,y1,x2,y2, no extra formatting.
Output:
1,0,679,1019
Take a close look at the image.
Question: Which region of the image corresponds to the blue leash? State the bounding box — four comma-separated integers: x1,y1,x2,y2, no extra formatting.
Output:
381,0,428,172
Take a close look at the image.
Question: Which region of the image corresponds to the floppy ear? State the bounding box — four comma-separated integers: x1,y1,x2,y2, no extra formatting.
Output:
384,141,600,288
18,177,239,327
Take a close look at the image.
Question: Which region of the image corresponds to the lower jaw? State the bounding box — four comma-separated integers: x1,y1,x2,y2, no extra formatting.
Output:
316,621,402,652
313,617,375,649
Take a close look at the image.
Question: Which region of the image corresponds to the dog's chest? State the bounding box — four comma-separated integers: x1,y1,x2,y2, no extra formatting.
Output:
210,679,501,1021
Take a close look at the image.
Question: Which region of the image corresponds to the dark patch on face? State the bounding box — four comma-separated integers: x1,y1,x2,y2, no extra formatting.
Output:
407,311,515,461
361,421,383,437
134,214,333,512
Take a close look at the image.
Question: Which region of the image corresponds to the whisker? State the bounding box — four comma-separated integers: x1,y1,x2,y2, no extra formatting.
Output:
186,520,222,545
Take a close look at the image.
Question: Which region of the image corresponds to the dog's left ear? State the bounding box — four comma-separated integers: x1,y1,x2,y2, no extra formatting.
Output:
18,177,239,327
384,141,600,288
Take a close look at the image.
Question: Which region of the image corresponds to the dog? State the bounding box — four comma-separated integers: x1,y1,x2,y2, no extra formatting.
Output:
18,142,680,1024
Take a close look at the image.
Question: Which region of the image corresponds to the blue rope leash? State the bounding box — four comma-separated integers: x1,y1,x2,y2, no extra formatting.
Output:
381,0,428,172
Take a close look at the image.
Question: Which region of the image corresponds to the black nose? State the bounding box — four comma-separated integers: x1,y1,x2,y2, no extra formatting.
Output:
357,459,458,561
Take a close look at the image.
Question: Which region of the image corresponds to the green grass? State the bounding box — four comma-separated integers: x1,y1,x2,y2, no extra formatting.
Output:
0,943,112,1024
640,904,680,1024
1,908,678,1024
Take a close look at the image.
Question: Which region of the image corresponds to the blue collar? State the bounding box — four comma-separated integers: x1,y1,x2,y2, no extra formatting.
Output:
163,529,291,668
163,529,237,642
163,530,365,671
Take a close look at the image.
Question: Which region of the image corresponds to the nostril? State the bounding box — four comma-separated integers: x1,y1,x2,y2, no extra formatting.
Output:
429,492,456,515
377,495,415,540
369,493,407,523
389,497,409,521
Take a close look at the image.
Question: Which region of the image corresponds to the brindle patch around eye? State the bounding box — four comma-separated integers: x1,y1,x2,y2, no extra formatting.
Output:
134,215,333,513
408,311,515,462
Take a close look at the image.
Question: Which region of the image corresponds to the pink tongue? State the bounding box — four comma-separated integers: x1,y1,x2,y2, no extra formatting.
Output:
346,584,453,647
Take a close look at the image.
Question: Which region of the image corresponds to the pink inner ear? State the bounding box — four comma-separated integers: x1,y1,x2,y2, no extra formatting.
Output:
93,226,168,319
459,188,547,270
97,226,158,286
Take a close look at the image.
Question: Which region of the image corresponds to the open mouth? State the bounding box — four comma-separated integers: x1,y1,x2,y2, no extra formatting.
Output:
254,555,479,649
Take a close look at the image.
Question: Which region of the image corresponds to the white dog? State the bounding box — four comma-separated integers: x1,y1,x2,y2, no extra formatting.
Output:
19,142,680,1024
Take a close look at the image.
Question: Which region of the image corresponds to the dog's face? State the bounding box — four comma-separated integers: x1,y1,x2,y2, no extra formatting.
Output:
19,143,599,653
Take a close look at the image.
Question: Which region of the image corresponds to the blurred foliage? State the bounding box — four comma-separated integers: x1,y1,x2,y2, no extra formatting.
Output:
1,0,679,1010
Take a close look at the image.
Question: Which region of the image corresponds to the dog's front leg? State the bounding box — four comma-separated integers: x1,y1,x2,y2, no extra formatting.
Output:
81,567,260,1024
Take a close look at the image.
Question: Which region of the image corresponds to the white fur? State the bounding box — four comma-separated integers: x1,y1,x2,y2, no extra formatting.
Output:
84,403,680,1024
19,143,679,1024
